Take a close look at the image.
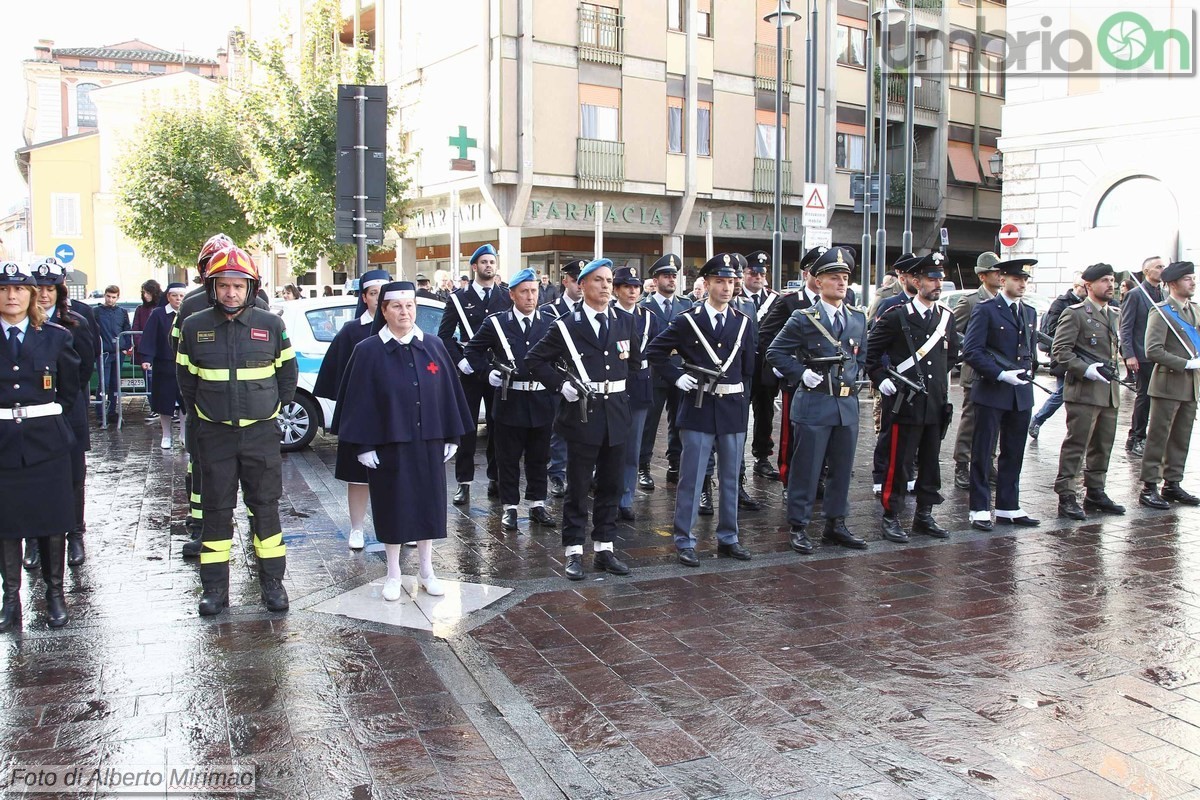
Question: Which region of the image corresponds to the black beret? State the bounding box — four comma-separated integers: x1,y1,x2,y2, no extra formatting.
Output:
1080,262,1113,282
1161,261,1195,283
651,254,682,275
699,253,740,279
811,246,856,276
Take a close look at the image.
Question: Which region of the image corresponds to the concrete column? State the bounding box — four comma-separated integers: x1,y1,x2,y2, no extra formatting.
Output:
497,225,524,275
395,238,418,281
662,234,684,258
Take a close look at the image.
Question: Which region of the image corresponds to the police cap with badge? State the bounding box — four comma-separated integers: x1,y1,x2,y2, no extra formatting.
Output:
896,252,946,280
650,254,682,276
32,258,67,286
997,258,1038,279
613,265,641,287
1080,262,1112,282
0,261,36,287
1161,261,1195,283
799,246,829,273
700,253,740,279
744,250,770,274
810,246,856,276
561,258,587,279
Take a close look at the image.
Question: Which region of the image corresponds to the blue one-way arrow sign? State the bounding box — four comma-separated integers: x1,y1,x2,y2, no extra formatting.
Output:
55,244,75,264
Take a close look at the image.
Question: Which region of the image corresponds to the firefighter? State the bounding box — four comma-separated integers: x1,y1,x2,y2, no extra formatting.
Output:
176,247,298,616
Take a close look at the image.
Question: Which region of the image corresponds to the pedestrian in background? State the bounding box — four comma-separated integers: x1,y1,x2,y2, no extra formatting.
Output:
282,284,301,301
95,285,130,424
1029,275,1085,439
1119,256,1166,457
132,279,163,422
139,283,187,449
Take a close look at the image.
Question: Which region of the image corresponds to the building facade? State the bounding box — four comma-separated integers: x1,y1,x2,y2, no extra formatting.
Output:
350,0,1004,289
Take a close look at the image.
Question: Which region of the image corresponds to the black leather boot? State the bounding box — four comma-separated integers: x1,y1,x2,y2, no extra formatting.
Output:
198,563,230,617
881,514,910,543
698,478,714,516
39,535,69,628
824,517,867,549
67,484,86,566
22,538,39,571
181,528,204,558
1058,493,1087,520
0,540,22,633
259,557,289,613
737,480,761,511
912,506,949,538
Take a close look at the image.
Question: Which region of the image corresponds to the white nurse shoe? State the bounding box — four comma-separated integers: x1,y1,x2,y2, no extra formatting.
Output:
382,577,403,601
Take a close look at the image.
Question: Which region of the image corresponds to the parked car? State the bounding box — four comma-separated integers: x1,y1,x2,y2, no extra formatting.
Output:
271,294,447,451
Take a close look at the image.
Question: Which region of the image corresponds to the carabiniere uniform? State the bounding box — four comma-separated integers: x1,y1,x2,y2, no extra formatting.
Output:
525,258,640,582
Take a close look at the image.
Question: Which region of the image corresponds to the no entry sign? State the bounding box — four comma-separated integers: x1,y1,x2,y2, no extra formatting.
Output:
998,223,1020,248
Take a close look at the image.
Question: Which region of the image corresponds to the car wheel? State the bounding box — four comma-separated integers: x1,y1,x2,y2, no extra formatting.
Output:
278,393,319,452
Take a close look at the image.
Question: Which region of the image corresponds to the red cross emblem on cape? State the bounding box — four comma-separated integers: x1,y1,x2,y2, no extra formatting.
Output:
426,362,439,375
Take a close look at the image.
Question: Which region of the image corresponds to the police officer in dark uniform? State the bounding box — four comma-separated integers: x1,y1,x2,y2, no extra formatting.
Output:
766,247,869,553
526,258,639,581
176,246,298,616
646,254,755,567
0,261,80,631
539,259,586,498
612,265,659,521
438,243,513,506
962,258,1041,530
869,256,920,494
639,254,691,487
867,253,959,542
742,250,782,478
464,268,557,532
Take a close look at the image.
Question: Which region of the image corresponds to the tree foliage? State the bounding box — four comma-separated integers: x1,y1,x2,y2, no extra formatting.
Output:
115,92,260,270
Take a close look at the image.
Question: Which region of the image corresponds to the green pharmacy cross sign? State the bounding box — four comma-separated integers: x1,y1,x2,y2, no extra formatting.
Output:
449,126,476,159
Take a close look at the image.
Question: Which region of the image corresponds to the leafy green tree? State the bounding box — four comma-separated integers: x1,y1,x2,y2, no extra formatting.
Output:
114,91,259,270
234,0,410,275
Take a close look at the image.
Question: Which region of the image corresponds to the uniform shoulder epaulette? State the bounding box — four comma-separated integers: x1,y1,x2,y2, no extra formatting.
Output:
848,304,868,316
482,309,507,323
1067,300,1087,309
42,319,67,333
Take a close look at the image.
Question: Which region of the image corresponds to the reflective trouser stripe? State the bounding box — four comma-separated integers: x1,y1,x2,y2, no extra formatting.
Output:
200,538,233,564
253,532,286,560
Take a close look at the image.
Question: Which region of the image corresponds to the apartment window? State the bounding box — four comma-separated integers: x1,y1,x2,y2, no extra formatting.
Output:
835,131,866,171
836,25,866,67
51,193,81,237
950,45,973,89
980,52,1003,95
580,2,620,51
149,63,166,74
697,101,712,156
76,83,99,127
116,62,133,72
79,59,97,69
580,85,620,141
697,0,712,38
754,110,787,159
667,98,684,153
668,0,684,31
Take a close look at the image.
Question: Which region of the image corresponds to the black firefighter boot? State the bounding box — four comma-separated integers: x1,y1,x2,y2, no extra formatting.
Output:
198,563,230,617
39,535,69,628
0,539,22,632
259,556,289,613
66,484,86,567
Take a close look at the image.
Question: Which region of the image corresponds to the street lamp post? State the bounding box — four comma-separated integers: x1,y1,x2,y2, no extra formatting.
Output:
901,7,916,254
873,0,910,289
765,0,801,292
861,0,875,304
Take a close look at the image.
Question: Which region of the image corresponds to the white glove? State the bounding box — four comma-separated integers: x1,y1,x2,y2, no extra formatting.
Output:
676,374,699,392
443,443,458,462
1084,363,1110,383
772,367,784,379
998,369,1029,386
801,369,823,389
561,382,580,402
1186,358,1200,370
357,450,380,469
488,370,503,388
879,377,897,396
457,358,475,375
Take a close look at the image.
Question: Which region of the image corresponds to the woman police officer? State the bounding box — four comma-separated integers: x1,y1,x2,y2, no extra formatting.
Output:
0,261,81,631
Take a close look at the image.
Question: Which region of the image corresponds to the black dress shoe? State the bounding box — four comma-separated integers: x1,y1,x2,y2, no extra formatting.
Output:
880,515,910,543
637,469,655,490
548,476,567,497
753,459,778,480
500,508,519,531
529,505,556,527
1084,490,1126,515
487,480,499,498
666,466,680,484
824,518,867,550
737,485,761,511
66,534,85,566
22,539,39,571
1163,482,1200,506
564,554,585,581
912,510,950,538
996,515,1040,527
698,479,714,516
1140,485,1171,510
1058,494,1087,520
594,550,631,576
1130,439,1146,458
970,519,995,531
717,542,752,560
789,528,814,554
452,484,470,506
677,547,700,567
954,464,970,490
618,507,635,521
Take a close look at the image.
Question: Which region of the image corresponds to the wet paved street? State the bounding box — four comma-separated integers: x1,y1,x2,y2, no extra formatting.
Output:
3,385,1200,799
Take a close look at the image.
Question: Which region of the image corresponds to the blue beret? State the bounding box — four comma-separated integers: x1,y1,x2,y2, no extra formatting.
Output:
508,268,536,288
469,244,497,265
579,258,613,281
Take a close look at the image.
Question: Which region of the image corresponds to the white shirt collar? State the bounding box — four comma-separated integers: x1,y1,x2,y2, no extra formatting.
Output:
2,318,29,337
514,309,536,324
654,292,675,307
165,307,178,317
358,310,373,325
378,325,424,344
581,302,609,323
999,292,1021,309
804,287,819,304
703,301,729,325
472,281,493,300
819,299,844,321
911,296,934,316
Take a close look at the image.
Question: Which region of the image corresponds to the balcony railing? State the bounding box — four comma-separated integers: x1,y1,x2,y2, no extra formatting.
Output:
578,138,625,192
885,74,942,112
755,43,792,90
886,174,939,217
579,4,623,65
897,0,943,28
753,157,792,203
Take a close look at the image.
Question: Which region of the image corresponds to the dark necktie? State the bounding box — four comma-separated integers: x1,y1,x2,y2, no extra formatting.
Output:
482,286,491,304
663,299,672,319
753,293,763,310
1011,302,1020,324
832,310,844,338
7,327,19,362
714,312,725,339
597,312,609,345
521,317,530,335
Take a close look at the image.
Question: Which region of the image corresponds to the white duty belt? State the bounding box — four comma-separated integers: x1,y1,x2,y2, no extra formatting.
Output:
556,317,594,384
681,310,749,379
894,306,950,374
450,292,476,340
756,293,777,322
585,380,626,393
0,402,62,420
